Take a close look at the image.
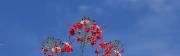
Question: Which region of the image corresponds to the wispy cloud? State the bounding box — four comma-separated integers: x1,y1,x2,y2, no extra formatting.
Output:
105,0,180,12
78,5,104,15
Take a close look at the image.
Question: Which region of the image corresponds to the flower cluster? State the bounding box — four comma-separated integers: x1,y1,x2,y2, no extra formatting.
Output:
97,40,123,56
41,16,123,56
41,37,73,56
68,16,123,56
69,16,102,46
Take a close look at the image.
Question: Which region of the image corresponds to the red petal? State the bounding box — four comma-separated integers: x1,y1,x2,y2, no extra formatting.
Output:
65,47,73,52
96,35,102,40
47,54,52,56
74,22,83,29
103,50,111,56
96,28,102,35
54,46,60,53
107,44,115,50
77,37,84,43
83,20,89,25
87,35,94,41
99,42,107,48
90,24,97,30
114,50,121,56
85,28,90,32
91,40,96,46
69,28,75,36
92,32,97,36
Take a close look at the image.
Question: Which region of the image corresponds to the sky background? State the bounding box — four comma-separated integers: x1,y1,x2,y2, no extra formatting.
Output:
0,0,180,56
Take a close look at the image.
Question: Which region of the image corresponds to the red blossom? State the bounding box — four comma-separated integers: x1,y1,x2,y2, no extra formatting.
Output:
103,50,111,56
87,35,94,41
73,22,83,30
77,37,84,43
52,46,61,53
47,53,52,56
91,28,102,37
69,28,75,36
114,50,121,56
99,42,107,48
62,42,74,53
107,44,115,50
96,29,102,35
85,28,90,32
91,32,97,36
61,47,73,53
91,40,96,46
80,19,89,25
90,24,97,30
96,35,102,40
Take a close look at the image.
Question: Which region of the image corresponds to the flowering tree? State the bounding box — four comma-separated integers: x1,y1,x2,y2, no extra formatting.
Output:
41,16,123,56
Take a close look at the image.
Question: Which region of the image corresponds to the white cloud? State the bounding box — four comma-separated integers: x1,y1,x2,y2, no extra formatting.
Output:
78,5,104,15
105,0,180,13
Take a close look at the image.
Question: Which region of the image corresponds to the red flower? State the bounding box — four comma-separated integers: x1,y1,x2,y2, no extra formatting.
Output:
99,42,107,48
87,35,96,46
103,49,111,56
77,36,84,43
91,24,102,36
96,29,102,35
92,32,97,36
96,35,102,40
114,50,121,56
51,46,61,53
73,22,83,30
91,40,96,46
87,35,94,41
61,47,73,53
62,42,74,53
90,24,97,30
80,18,89,25
69,28,75,36
95,48,101,54
47,53,52,56
85,28,90,32
107,44,115,50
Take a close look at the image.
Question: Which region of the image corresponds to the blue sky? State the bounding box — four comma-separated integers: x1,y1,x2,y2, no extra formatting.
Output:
0,0,180,56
